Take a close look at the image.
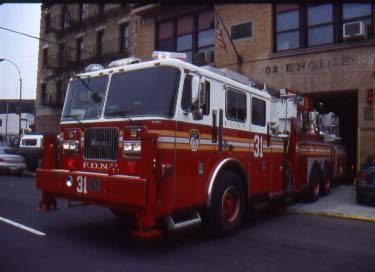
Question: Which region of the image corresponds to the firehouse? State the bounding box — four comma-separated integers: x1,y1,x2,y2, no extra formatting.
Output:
36,51,346,238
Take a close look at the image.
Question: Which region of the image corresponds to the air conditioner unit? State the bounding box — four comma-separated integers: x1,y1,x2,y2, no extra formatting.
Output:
193,51,214,65
343,21,366,40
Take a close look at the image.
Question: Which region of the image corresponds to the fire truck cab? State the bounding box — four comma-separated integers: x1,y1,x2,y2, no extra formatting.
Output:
36,51,343,238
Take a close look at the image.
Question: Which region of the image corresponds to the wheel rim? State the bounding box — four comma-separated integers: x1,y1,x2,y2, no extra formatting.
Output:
314,176,320,196
324,176,330,191
221,186,240,223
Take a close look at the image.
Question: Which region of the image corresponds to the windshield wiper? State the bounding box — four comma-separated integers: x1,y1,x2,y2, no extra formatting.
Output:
104,109,134,123
62,114,83,124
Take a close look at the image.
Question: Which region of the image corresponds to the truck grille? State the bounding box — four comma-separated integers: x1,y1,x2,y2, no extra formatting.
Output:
84,128,118,161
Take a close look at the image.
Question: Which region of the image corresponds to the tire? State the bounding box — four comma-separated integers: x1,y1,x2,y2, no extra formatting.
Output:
306,164,322,202
206,171,246,236
320,163,332,196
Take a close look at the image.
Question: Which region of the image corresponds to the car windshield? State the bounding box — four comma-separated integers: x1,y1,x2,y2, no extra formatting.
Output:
104,66,181,118
61,75,108,121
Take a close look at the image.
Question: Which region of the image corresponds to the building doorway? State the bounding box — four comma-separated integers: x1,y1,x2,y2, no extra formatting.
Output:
307,90,358,183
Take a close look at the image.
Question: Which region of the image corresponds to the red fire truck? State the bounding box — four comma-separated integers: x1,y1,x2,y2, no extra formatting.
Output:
36,51,346,238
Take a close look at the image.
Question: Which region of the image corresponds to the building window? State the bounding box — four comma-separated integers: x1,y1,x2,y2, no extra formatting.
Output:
156,9,214,64
177,15,193,61
274,3,374,51
197,10,215,54
251,97,266,127
99,3,105,16
157,20,174,51
44,13,50,34
79,3,86,22
97,30,104,58
307,4,333,47
226,89,246,122
76,38,84,61
120,24,129,51
275,4,300,51
231,22,252,40
58,43,64,67
343,3,372,38
56,81,63,107
43,48,48,68
40,83,47,106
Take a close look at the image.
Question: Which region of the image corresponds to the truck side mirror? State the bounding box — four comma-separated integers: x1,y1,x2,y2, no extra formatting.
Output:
192,108,203,120
191,76,200,106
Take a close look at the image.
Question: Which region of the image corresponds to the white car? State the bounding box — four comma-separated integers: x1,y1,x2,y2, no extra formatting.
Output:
0,147,26,175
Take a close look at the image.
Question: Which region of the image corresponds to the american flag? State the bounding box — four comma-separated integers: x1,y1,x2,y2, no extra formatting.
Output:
216,14,227,50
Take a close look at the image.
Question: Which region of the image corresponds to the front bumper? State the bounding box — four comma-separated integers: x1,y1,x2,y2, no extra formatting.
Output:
36,169,147,208
0,162,26,172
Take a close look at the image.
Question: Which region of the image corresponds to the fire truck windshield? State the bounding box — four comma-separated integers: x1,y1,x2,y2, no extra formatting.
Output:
104,66,181,119
61,75,108,121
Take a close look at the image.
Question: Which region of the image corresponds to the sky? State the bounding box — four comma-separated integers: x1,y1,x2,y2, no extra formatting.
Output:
0,3,41,100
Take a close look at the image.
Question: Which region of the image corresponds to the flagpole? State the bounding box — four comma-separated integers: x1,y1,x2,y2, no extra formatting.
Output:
214,5,243,66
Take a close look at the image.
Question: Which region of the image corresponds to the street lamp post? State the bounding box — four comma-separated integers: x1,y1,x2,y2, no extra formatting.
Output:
0,58,22,138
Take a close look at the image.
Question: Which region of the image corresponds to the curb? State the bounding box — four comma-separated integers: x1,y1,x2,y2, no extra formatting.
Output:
289,209,375,223
23,171,36,177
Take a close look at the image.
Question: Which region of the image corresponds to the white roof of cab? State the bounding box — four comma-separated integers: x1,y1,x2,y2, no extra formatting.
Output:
74,58,271,100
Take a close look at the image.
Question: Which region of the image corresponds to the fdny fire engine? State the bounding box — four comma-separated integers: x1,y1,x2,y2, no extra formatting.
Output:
36,51,346,238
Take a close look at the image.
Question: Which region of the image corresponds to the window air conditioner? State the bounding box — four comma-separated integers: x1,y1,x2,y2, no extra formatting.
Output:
193,51,214,65
343,21,366,40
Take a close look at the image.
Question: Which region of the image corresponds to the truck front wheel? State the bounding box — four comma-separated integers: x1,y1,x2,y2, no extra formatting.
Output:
206,171,246,236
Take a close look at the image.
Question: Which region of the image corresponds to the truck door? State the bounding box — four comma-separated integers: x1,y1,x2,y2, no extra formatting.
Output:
249,96,271,195
174,74,212,209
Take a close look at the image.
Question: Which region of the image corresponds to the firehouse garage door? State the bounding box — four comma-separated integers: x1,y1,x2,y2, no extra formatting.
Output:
307,90,357,184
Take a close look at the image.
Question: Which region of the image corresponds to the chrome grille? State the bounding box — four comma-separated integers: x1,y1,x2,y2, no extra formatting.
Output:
84,128,118,161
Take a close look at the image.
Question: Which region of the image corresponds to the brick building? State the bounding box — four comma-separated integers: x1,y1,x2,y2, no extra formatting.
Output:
36,3,375,171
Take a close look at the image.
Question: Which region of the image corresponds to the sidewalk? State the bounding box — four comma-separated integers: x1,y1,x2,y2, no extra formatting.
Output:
289,185,375,222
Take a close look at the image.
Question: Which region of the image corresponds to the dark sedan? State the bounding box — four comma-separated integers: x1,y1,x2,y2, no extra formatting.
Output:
356,155,375,205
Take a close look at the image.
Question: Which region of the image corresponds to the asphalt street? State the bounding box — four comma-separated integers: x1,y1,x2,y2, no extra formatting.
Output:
0,174,374,272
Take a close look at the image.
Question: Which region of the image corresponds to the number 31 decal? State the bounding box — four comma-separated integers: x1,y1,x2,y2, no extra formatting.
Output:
254,135,263,158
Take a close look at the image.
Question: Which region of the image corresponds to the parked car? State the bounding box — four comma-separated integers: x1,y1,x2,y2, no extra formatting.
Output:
356,155,375,205
19,134,43,171
0,146,26,175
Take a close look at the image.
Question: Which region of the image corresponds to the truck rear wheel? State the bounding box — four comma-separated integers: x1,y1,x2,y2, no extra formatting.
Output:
321,163,332,196
206,171,245,236
306,165,322,202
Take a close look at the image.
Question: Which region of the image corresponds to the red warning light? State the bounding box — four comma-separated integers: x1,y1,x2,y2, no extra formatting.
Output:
367,89,373,104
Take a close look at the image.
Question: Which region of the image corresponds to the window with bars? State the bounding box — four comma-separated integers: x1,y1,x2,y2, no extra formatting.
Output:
40,83,47,106
156,9,214,63
226,89,247,122
120,24,129,51
76,38,84,62
42,48,48,68
97,30,104,58
44,13,50,34
273,3,373,52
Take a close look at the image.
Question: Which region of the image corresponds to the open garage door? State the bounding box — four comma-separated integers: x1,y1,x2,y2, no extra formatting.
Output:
307,90,357,183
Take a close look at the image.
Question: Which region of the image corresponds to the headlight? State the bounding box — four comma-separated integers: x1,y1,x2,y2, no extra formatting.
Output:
62,140,79,152
123,141,141,156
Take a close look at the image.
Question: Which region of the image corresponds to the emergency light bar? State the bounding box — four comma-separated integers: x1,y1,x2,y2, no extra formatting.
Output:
84,64,105,73
108,57,141,68
152,51,187,61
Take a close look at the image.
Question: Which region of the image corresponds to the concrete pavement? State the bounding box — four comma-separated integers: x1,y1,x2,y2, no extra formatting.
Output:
289,185,375,222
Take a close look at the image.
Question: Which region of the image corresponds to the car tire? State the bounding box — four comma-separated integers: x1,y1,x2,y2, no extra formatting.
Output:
206,171,246,237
